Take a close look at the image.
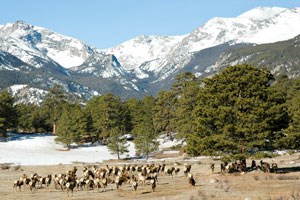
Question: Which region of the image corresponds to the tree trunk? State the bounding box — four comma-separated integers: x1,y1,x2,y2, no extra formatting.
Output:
117,144,120,160
0,127,7,137
52,123,56,135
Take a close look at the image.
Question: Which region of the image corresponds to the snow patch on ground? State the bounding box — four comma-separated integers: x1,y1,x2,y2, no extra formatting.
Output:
157,134,184,150
0,133,135,165
0,133,182,166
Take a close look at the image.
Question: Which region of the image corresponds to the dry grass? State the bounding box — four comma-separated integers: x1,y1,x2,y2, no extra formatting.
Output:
1,152,300,200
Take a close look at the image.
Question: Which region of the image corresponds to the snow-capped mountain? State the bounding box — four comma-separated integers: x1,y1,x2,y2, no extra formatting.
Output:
238,6,286,19
105,7,300,82
0,20,94,68
1,6,300,103
104,35,185,79
0,20,141,102
202,34,300,79
73,53,123,78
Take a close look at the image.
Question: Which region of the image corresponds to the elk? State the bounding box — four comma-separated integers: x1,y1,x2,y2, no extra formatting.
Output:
131,175,138,193
183,163,192,177
13,179,23,192
188,173,196,186
260,160,271,173
211,163,215,173
151,178,156,192
65,181,77,197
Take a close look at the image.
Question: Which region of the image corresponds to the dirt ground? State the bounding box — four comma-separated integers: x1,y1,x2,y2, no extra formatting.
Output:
1,152,300,200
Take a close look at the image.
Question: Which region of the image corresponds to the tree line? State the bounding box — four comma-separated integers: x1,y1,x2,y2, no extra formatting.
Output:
1,64,300,159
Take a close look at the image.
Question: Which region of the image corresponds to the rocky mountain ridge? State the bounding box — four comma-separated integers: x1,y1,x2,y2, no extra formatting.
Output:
1,7,300,104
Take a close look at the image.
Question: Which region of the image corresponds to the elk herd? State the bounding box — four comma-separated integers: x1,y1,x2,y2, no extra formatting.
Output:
218,159,278,174
13,162,195,196
12,159,278,197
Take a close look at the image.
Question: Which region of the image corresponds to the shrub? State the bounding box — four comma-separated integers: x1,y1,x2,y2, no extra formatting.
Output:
251,151,278,159
0,163,11,170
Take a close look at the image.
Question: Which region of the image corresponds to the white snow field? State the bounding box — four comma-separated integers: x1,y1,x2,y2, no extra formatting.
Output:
0,133,181,166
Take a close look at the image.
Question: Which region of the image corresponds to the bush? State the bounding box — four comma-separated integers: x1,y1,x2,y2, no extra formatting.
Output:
0,163,11,170
170,144,182,150
251,151,278,159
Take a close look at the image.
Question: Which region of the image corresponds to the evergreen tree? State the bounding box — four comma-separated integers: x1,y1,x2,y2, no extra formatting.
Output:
41,85,68,134
265,79,289,149
16,103,36,133
107,127,129,160
120,101,132,134
86,93,125,142
133,96,158,158
0,90,17,136
188,64,286,156
171,72,200,139
31,106,52,133
123,98,141,135
134,121,159,159
153,90,176,138
278,90,300,149
141,95,156,122
269,75,299,149
0,118,5,136
16,103,51,133
55,103,88,148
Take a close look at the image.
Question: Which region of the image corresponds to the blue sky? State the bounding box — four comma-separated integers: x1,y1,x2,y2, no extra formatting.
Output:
1,0,299,49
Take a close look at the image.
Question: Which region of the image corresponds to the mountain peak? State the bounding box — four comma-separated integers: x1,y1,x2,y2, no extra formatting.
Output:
0,20,36,39
14,20,27,25
12,20,33,30
238,6,286,20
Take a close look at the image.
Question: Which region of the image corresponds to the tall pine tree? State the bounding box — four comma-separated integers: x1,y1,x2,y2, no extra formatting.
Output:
133,96,158,158
0,90,17,136
86,93,125,142
171,72,200,139
41,85,68,134
188,64,287,156
107,127,129,160
153,90,176,138
55,103,89,148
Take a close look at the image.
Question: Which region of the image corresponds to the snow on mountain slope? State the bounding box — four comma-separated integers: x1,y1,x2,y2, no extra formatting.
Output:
105,7,300,82
104,35,185,70
1,6,300,101
0,21,55,67
241,8,300,44
2,7,299,75
34,26,94,68
179,17,253,53
0,50,30,71
0,21,140,100
181,7,300,53
7,84,48,105
74,53,124,78
0,21,94,68
8,84,28,95
143,7,300,83
238,7,286,19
